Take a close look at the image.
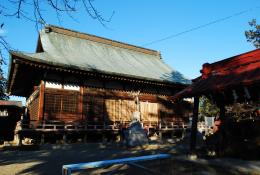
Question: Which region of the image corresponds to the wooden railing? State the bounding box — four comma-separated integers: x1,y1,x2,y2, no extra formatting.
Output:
16,123,119,132
158,122,188,130
15,121,189,132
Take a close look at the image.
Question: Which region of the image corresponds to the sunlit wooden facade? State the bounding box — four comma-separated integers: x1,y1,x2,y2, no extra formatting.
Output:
8,25,191,134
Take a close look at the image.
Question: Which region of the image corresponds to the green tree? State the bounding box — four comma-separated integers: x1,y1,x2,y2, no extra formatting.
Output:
245,19,260,48
199,96,219,119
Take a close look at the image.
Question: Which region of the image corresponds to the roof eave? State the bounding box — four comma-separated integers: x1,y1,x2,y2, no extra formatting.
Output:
7,52,16,94
10,51,189,87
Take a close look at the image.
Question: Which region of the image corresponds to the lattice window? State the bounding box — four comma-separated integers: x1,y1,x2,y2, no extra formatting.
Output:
83,95,104,122
45,94,62,113
62,94,78,113
45,92,79,114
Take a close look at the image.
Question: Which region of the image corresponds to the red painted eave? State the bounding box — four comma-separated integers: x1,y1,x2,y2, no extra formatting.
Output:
174,49,260,99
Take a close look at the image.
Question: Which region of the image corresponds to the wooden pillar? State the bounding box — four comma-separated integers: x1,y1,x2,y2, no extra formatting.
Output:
79,86,84,120
219,102,225,120
38,80,45,121
190,96,199,153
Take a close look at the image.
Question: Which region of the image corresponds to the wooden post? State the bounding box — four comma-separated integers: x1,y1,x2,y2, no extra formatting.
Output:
79,86,84,120
219,102,225,120
190,96,199,153
38,80,45,121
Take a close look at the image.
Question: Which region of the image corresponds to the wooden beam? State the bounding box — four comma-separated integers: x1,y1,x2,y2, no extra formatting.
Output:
38,80,45,121
190,96,199,153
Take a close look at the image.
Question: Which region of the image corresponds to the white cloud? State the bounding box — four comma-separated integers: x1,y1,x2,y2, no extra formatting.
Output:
0,29,7,36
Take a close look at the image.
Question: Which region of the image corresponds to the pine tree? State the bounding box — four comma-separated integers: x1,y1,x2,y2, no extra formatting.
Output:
245,19,260,48
199,96,219,118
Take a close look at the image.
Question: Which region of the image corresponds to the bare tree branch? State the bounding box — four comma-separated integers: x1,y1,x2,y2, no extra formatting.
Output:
1,0,114,28
82,0,115,28
0,0,114,99
0,35,10,62
0,35,9,99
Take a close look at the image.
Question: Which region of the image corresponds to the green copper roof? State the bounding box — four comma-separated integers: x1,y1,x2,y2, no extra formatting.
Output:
12,26,191,85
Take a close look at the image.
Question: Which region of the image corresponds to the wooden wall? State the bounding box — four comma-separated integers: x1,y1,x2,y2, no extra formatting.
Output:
42,87,184,124
27,82,188,125
44,89,80,121
27,89,40,121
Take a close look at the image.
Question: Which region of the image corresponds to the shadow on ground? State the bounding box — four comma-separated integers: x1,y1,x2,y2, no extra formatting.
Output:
0,142,260,175
0,142,172,175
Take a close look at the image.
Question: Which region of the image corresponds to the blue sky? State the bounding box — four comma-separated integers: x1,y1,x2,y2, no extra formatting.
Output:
1,0,260,102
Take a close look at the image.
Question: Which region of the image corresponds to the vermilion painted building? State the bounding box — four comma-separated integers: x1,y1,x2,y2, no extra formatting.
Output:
175,49,260,103
174,49,260,152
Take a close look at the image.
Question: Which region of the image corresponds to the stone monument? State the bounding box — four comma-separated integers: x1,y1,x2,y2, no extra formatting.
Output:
123,91,149,147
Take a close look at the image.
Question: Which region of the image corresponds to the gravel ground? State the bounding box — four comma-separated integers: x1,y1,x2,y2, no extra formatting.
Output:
0,142,260,175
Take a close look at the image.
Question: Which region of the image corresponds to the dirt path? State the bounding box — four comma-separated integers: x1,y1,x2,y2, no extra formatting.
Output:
0,143,173,175
0,143,260,175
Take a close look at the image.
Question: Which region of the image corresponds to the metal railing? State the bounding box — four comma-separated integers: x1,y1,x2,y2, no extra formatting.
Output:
62,153,171,175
